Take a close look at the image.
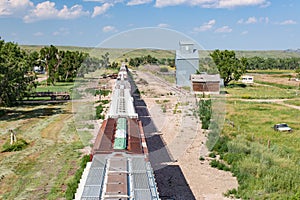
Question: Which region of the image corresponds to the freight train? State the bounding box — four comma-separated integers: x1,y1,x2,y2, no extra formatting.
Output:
75,63,159,200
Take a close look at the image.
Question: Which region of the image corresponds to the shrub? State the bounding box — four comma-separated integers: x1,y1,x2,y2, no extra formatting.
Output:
198,99,212,129
0,110,5,117
199,156,205,161
65,155,90,200
224,188,240,198
208,152,216,158
160,67,169,72
2,138,29,152
95,104,104,119
210,159,230,171
212,136,229,154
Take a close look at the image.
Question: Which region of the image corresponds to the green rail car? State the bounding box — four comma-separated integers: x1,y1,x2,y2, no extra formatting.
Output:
113,137,127,150
116,118,127,131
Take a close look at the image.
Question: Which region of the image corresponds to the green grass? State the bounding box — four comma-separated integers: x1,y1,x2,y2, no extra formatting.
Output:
255,80,297,89
35,81,75,93
212,100,300,199
226,83,298,99
284,99,300,106
0,103,87,199
247,69,294,74
1,138,29,152
65,155,90,200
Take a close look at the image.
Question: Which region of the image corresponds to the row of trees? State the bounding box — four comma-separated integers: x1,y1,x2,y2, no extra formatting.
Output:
0,38,109,106
246,56,300,70
128,55,174,67
209,50,300,86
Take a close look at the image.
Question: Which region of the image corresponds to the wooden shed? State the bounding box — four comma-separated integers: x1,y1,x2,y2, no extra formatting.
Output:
191,74,221,94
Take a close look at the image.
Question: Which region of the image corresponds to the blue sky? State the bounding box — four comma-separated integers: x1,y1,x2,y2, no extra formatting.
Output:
0,0,299,50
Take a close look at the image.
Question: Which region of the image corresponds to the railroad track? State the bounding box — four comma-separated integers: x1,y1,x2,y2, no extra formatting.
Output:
144,72,188,95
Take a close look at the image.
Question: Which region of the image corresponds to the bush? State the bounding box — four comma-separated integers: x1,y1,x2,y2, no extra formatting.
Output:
160,67,169,72
224,188,240,198
95,104,104,119
65,155,90,200
199,156,205,161
208,152,216,158
2,138,29,152
210,159,230,171
198,99,212,129
0,110,5,117
212,136,229,154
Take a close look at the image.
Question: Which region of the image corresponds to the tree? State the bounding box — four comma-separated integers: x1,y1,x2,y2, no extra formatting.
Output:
296,68,300,79
40,45,60,85
210,49,246,86
101,52,110,68
0,38,36,106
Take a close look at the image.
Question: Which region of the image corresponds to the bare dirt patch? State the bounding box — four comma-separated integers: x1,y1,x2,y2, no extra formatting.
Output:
253,73,299,87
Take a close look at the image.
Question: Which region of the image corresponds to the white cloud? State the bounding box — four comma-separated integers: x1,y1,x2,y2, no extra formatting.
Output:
245,16,257,24
92,3,113,17
238,16,269,24
155,0,270,8
102,25,117,32
157,23,170,28
0,0,33,16
33,32,44,36
23,1,89,23
215,26,232,33
214,0,270,8
279,20,297,25
259,17,269,23
127,0,152,6
194,19,216,32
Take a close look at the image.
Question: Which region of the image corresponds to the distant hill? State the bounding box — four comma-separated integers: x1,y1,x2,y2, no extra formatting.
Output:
284,49,300,53
20,45,300,60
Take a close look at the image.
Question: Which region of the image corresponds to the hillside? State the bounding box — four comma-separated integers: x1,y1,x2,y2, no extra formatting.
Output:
21,45,300,60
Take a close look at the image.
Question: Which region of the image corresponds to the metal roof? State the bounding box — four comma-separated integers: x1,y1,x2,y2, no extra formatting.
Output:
191,74,221,82
76,153,159,200
108,87,138,118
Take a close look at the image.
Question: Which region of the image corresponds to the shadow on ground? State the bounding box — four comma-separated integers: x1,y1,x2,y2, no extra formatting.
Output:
0,104,71,121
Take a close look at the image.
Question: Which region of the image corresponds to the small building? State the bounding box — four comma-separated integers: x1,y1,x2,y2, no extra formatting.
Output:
241,75,254,84
175,41,199,87
191,74,221,94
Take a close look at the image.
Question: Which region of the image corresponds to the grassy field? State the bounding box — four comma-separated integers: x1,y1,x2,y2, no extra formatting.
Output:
0,66,113,199
206,76,300,199
0,103,85,199
284,99,300,106
219,100,300,199
35,82,75,93
225,83,298,99
20,45,176,61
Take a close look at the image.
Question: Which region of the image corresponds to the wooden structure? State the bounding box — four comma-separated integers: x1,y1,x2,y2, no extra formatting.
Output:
191,74,221,94
27,92,70,100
